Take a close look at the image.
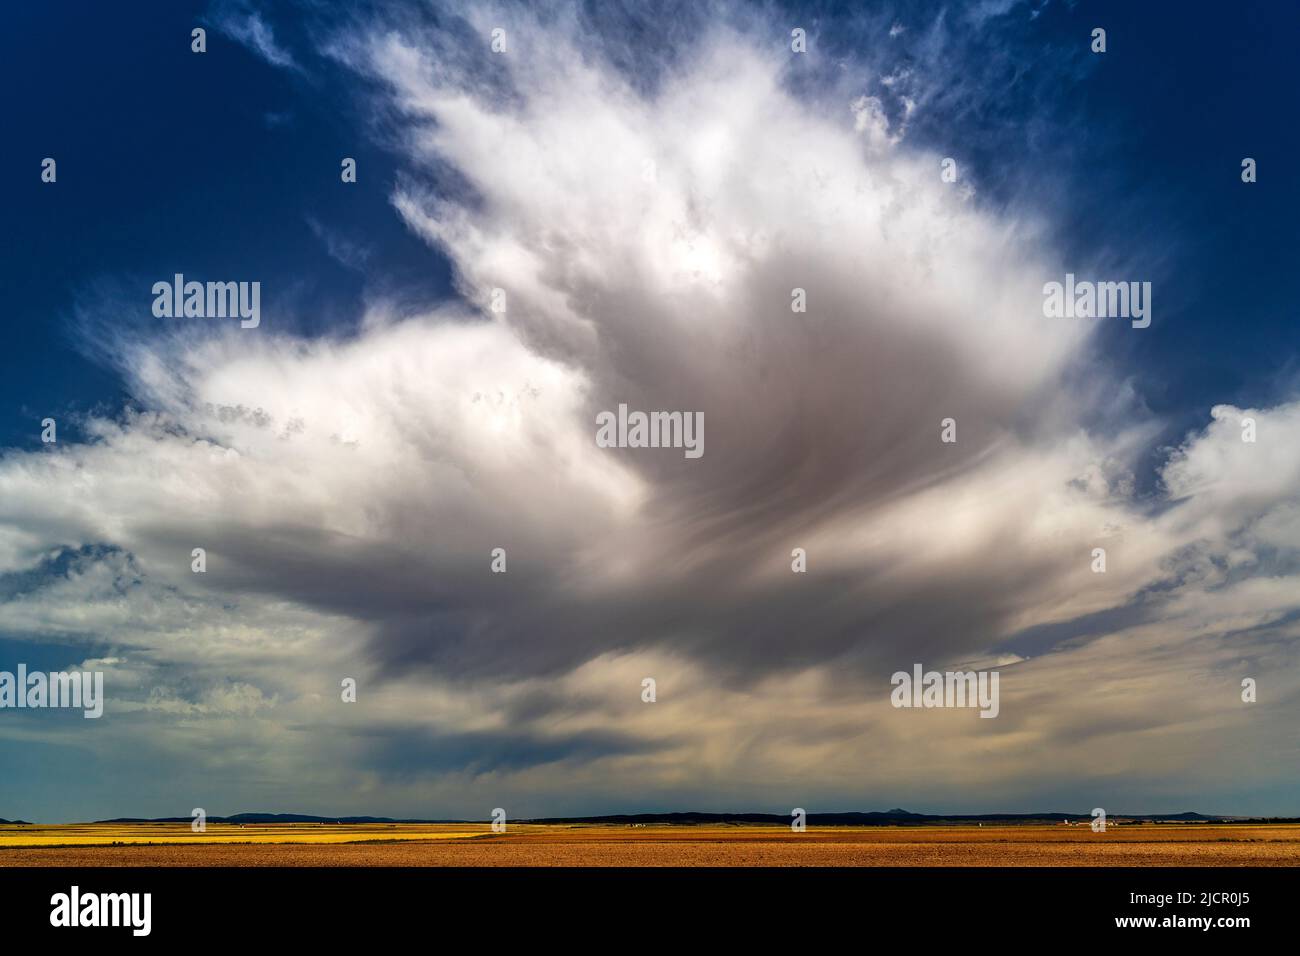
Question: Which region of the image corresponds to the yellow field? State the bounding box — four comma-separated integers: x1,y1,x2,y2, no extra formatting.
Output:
0,822,482,848
3,823,1300,866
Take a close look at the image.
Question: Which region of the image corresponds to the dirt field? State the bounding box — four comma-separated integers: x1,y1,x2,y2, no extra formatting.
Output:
3,823,1299,866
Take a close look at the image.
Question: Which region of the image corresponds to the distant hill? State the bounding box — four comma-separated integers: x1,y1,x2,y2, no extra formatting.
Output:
95,813,465,824
79,808,1261,826
521,809,1242,826
0,818,33,825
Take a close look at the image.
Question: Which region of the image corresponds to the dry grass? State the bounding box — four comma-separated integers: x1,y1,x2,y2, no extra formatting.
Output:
0,822,480,847
3,823,1299,866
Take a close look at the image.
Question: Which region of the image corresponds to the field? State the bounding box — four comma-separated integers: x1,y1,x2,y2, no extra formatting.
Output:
3,823,1300,866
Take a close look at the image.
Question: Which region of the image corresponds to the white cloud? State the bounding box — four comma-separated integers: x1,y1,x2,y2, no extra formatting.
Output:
212,4,301,72
2,0,1298,815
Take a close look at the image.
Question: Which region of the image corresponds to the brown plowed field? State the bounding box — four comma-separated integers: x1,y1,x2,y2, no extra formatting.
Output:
3,824,1298,866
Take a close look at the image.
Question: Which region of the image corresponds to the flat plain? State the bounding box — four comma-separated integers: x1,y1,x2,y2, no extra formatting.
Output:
3,823,1299,866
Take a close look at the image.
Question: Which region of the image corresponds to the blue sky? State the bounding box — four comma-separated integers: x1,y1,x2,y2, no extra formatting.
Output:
1,0,451,448
1,0,1298,822
4,1,1297,453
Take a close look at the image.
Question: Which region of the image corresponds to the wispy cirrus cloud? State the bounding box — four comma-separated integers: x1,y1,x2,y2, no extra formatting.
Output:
210,1,302,72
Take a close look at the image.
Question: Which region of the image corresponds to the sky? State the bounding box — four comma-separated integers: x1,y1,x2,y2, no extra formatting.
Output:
1,0,1298,823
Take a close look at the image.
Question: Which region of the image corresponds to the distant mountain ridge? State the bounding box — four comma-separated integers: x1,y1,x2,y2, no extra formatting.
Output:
93,813,464,825
521,810,1244,825
62,808,1272,826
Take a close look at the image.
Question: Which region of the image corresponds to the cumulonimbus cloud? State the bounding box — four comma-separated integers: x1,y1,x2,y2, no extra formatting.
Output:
1,0,1297,815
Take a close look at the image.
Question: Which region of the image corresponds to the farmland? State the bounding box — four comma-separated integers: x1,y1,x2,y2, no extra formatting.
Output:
3,823,1299,866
